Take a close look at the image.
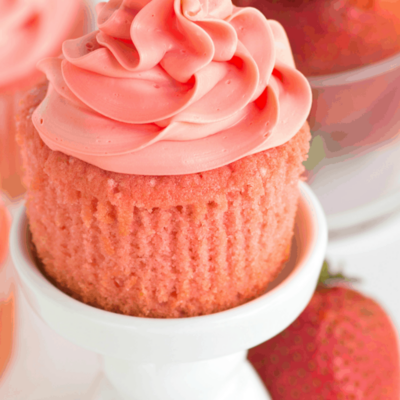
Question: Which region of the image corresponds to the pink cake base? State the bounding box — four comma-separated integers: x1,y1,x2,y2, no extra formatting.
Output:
0,90,26,198
18,83,311,318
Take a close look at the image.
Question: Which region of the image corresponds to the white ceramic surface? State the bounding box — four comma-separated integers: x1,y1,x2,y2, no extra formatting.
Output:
327,207,400,257
306,52,400,232
325,218,400,337
0,262,100,400
10,182,327,400
308,136,400,231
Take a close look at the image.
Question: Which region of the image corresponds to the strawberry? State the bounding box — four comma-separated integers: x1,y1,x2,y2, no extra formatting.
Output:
248,263,400,399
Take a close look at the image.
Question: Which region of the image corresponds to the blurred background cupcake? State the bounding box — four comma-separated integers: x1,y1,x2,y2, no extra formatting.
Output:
0,195,10,265
0,0,94,199
233,0,400,232
233,0,400,76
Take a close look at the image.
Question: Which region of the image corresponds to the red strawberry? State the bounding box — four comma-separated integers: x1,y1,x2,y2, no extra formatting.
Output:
248,264,400,399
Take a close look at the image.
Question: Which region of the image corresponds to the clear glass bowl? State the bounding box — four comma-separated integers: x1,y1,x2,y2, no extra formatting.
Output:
306,51,400,231
308,51,400,159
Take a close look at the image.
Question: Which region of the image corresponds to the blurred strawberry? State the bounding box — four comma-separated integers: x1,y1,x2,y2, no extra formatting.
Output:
248,263,400,399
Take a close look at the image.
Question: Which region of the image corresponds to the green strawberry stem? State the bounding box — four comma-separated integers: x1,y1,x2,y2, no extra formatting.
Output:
318,260,360,288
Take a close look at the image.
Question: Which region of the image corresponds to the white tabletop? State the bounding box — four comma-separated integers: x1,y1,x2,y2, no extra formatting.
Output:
327,222,400,334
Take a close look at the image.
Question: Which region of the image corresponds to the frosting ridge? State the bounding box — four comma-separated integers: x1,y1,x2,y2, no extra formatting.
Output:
33,0,311,175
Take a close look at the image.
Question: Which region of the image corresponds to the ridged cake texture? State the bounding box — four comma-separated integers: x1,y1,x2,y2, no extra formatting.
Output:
18,84,310,317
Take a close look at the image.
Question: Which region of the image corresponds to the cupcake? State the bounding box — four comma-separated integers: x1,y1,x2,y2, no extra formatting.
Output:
233,0,400,76
0,197,10,265
0,0,89,198
18,0,312,318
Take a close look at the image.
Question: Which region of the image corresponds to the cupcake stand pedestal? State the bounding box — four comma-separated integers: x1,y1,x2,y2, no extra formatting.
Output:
10,183,327,400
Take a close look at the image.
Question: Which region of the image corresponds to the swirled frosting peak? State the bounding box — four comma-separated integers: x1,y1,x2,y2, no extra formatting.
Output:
0,0,82,91
33,0,312,175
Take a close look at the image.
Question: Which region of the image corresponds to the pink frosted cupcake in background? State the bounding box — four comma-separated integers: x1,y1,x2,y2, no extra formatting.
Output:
0,196,10,266
233,0,400,76
18,0,312,318
0,194,13,381
232,0,400,171
0,0,90,199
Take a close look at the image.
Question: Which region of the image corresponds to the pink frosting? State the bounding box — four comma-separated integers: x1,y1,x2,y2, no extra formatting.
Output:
33,0,311,175
0,0,82,92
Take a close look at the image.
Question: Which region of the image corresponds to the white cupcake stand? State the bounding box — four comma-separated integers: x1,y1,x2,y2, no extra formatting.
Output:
10,182,327,400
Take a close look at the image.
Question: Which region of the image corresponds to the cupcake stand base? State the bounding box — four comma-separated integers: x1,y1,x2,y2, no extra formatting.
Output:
10,182,327,400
